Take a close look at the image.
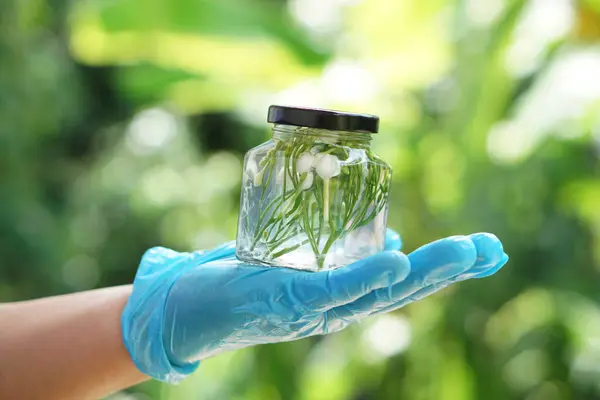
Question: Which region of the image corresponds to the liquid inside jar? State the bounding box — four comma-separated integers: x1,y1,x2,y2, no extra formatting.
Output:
236,125,392,271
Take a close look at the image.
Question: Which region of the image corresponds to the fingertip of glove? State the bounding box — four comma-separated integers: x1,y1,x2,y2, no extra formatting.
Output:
469,232,503,255
467,232,505,275
447,236,478,266
474,253,509,279
384,229,403,251
374,250,411,283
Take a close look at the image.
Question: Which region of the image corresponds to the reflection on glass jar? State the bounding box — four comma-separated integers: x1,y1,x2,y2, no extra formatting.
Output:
236,106,392,271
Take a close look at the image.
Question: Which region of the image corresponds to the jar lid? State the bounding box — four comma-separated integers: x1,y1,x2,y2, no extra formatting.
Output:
267,105,379,134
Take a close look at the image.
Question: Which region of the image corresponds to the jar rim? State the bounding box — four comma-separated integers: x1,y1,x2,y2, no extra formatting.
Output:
267,105,379,134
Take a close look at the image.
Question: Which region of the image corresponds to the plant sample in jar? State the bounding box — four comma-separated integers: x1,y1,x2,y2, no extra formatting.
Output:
236,106,392,271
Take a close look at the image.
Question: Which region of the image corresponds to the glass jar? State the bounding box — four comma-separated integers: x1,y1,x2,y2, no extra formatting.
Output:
236,106,392,271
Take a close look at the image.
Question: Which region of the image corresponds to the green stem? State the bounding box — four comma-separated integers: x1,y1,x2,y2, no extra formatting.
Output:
323,178,330,221
250,195,286,250
268,227,298,252
320,231,340,263
270,239,310,259
303,192,320,261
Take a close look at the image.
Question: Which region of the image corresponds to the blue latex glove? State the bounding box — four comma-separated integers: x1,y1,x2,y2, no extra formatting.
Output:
122,230,508,383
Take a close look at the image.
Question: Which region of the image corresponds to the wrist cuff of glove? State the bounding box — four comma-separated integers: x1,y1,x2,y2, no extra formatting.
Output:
121,247,201,384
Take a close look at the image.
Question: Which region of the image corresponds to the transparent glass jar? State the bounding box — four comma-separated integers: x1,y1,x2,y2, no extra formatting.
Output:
236,106,392,271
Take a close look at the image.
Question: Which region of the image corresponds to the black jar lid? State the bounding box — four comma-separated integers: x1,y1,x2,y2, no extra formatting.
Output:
267,105,379,134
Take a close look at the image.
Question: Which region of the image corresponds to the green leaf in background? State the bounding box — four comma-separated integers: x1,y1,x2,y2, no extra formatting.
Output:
97,0,329,66
115,63,203,103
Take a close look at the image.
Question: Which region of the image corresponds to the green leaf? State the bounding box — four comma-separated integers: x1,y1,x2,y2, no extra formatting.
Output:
115,63,202,103
97,0,329,65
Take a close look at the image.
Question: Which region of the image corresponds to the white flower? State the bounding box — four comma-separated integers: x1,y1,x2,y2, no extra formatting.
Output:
296,152,314,174
315,154,341,179
310,145,323,155
299,172,314,190
312,152,325,168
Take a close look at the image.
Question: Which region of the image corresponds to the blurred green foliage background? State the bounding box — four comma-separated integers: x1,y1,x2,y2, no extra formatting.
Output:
3,0,600,399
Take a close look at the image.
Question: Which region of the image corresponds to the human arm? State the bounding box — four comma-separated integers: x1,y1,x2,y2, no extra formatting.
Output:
0,286,147,400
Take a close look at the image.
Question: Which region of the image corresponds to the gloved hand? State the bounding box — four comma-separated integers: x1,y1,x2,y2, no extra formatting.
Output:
122,230,508,384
